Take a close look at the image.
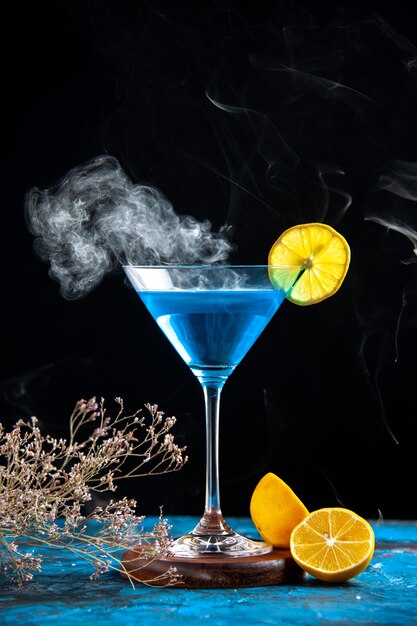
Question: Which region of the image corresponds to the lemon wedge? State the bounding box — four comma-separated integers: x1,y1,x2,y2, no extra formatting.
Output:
250,473,309,548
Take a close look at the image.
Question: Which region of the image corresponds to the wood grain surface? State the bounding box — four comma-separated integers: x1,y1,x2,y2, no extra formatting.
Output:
121,546,306,588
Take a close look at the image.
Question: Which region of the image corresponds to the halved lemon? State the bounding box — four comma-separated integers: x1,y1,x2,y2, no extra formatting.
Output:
290,507,375,583
268,223,350,305
250,473,309,548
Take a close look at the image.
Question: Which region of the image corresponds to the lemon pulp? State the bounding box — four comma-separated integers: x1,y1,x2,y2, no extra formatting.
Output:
290,507,375,582
268,223,350,305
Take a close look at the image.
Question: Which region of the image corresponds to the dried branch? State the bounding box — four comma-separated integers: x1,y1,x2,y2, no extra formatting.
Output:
0,398,187,586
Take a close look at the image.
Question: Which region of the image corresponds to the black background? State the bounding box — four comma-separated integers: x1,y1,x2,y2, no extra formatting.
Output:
2,0,417,521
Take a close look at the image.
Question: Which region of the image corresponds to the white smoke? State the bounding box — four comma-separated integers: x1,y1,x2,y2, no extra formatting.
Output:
25,155,233,299
378,160,417,202
366,160,417,262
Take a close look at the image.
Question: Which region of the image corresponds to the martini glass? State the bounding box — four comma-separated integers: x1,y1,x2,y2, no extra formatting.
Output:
123,264,294,559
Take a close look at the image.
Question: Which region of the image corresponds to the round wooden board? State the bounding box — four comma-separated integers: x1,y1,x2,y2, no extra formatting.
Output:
121,547,306,588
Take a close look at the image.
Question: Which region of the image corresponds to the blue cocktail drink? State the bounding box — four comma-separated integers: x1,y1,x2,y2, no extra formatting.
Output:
139,289,284,383
123,265,291,558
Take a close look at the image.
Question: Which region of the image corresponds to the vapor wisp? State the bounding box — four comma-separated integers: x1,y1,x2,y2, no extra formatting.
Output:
366,160,417,262
25,156,233,299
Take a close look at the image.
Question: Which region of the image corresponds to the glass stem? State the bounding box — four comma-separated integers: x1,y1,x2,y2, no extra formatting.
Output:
192,379,232,536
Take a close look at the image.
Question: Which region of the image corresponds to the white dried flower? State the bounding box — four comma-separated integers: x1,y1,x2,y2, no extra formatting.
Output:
0,398,187,587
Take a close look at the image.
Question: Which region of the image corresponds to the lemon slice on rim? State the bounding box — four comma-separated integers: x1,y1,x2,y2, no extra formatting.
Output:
290,507,375,583
268,223,350,305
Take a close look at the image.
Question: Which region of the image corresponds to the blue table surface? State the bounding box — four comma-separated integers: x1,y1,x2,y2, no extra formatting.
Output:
1,517,416,626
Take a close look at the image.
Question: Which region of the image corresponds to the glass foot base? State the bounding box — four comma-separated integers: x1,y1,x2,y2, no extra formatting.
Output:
170,531,272,558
